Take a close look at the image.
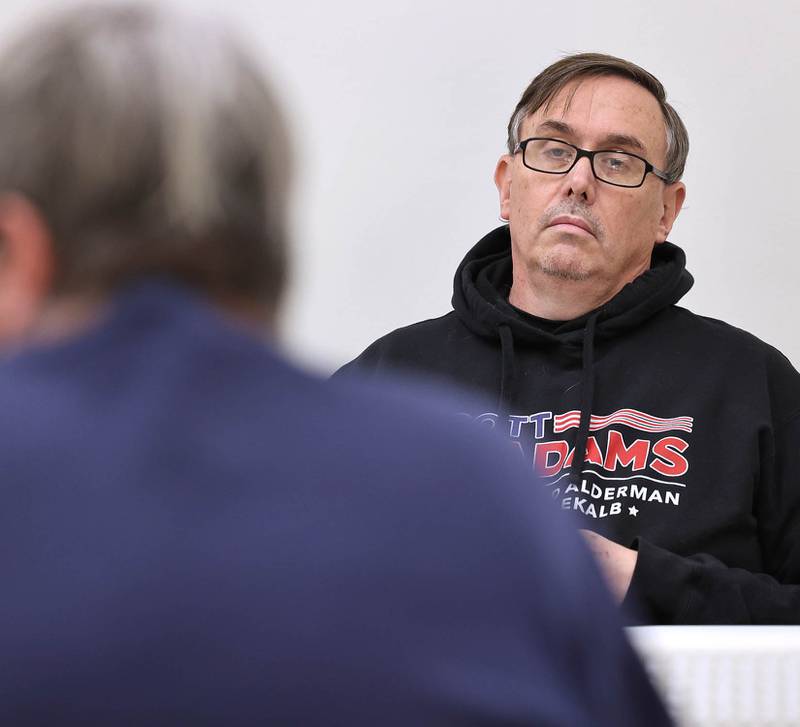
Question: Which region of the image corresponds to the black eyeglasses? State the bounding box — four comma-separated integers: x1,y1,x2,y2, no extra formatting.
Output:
514,137,671,188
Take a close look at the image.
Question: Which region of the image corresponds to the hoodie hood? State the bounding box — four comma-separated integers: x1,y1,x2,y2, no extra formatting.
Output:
451,225,694,347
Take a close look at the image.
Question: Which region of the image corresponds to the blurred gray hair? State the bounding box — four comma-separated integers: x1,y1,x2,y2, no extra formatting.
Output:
0,2,290,308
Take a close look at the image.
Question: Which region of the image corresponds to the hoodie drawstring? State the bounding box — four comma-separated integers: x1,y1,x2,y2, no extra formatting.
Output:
570,313,599,487
498,313,598,485
498,324,515,412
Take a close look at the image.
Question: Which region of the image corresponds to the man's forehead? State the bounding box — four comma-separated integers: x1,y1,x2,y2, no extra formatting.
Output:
521,76,667,159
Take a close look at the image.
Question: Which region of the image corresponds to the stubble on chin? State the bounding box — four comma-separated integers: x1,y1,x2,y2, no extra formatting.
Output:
535,251,592,281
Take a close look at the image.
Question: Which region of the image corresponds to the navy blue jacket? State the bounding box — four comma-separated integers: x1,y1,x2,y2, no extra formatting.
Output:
0,282,669,725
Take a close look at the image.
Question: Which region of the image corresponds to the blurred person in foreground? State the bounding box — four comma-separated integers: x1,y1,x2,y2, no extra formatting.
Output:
338,54,800,625
0,4,671,725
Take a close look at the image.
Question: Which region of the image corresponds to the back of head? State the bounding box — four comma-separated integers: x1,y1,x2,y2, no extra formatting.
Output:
0,2,290,313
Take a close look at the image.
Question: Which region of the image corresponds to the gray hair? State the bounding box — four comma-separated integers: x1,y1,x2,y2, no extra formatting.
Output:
0,3,290,308
507,53,689,183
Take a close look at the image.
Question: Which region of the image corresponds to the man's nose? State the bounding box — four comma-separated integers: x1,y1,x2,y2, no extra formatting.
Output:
563,155,596,203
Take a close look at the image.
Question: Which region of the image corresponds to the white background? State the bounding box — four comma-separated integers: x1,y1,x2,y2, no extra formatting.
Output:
1,0,798,372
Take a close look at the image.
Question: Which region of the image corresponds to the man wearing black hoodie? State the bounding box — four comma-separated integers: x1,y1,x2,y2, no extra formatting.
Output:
338,53,800,625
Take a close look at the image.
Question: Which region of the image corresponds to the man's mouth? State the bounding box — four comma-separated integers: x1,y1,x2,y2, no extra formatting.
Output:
547,215,595,236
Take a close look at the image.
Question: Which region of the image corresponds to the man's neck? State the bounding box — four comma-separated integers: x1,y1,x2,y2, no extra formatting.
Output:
14,288,275,350
508,265,642,321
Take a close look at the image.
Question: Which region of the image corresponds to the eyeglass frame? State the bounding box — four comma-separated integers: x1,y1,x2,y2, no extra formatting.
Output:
513,137,672,188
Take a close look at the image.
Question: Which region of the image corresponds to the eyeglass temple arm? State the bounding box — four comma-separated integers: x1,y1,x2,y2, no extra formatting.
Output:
650,165,673,183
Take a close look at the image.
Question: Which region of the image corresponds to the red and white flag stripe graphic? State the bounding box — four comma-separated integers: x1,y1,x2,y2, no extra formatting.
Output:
553,408,693,434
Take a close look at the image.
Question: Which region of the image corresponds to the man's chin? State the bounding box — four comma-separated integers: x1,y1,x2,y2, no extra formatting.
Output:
536,253,592,282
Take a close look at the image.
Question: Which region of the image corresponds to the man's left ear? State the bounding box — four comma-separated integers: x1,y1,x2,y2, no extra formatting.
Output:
0,193,55,341
494,155,514,223
655,181,686,243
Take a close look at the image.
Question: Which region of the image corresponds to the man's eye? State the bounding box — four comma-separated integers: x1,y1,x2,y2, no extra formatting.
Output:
544,147,570,159
602,155,631,172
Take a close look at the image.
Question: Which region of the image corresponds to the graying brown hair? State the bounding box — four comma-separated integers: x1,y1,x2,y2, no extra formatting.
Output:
0,3,290,309
507,53,689,183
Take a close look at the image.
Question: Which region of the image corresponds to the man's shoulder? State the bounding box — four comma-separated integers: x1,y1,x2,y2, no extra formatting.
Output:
334,311,465,377
668,306,800,415
366,311,463,348
671,305,794,363
0,295,488,489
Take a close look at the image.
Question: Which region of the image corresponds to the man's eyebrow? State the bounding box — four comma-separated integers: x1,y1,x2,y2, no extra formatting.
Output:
535,119,574,136
533,119,647,153
597,133,646,153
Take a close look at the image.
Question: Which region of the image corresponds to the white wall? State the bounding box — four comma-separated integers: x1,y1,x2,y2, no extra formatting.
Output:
1,0,798,371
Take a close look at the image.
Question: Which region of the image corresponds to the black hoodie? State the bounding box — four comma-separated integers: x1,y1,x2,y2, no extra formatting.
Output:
338,225,800,624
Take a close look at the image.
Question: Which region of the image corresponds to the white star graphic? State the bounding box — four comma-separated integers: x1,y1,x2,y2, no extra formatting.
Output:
628,506,639,517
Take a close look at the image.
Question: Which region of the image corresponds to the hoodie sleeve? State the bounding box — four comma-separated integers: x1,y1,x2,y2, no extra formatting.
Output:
627,540,800,624
627,405,800,624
